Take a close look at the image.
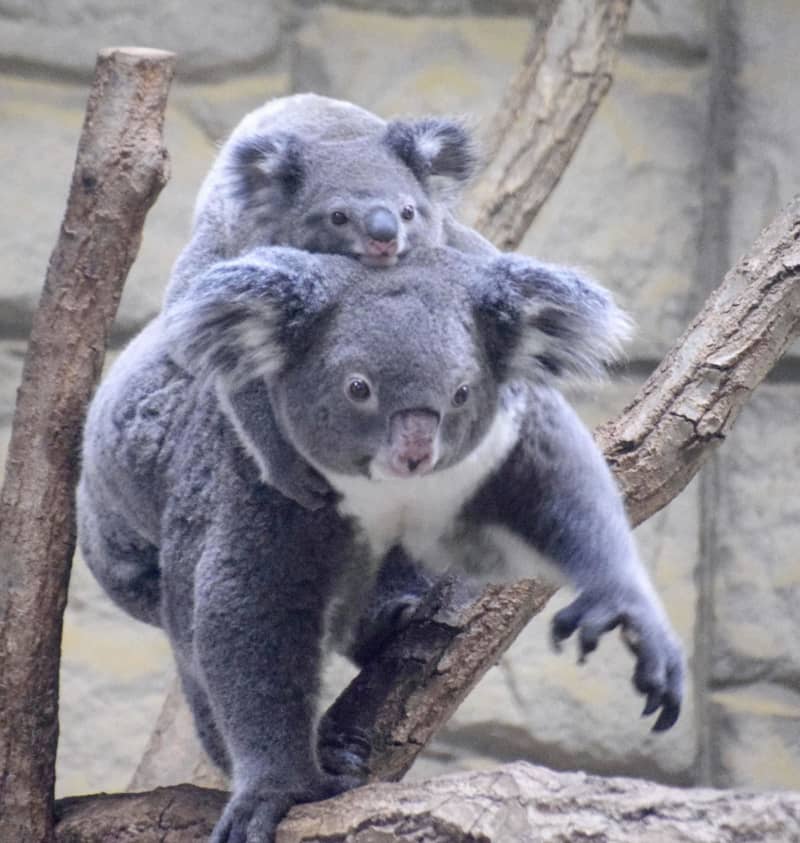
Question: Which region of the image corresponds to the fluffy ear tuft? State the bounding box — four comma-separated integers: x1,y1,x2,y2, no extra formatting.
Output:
384,118,477,202
477,255,634,385
222,132,305,212
164,249,326,391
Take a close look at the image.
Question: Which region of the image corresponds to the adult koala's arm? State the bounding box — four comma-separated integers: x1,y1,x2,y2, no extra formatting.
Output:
466,387,684,732
224,380,334,510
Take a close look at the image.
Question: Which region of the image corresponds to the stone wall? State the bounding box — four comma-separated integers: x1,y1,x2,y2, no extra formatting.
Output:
2,0,799,799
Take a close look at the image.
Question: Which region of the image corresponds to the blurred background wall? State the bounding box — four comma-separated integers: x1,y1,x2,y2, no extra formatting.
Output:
1,0,799,798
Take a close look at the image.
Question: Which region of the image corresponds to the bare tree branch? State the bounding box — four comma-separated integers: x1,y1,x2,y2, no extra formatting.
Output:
597,196,800,527
54,763,800,842
466,0,633,250
0,47,174,843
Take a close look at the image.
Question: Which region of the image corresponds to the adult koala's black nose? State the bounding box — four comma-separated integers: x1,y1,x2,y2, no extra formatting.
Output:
365,207,399,242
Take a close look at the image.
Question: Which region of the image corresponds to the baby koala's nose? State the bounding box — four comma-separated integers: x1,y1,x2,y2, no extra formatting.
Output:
365,207,399,243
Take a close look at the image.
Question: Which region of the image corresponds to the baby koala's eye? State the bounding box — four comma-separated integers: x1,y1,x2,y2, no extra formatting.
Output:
452,384,470,407
400,204,415,221
331,210,349,226
347,377,372,402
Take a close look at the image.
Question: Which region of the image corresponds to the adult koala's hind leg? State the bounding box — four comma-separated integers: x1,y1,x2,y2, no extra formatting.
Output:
77,499,162,627
318,547,434,779
177,663,231,775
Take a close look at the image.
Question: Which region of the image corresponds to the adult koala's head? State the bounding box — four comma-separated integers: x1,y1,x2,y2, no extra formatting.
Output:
166,247,630,479
216,109,477,266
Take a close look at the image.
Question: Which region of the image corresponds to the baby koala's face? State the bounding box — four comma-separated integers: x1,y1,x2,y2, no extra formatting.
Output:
286,138,442,266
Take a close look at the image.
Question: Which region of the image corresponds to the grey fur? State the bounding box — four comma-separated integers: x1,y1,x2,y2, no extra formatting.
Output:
78,246,684,843
166,93,496,511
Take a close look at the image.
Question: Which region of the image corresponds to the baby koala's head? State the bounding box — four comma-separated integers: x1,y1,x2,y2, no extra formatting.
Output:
222,116,477,265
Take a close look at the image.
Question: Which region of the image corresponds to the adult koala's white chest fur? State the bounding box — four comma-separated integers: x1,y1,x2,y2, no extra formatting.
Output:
319,388,526,577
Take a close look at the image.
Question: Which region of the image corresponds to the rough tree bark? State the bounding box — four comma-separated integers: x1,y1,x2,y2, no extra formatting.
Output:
0,47,175,843
53,763,800,842
466,0,633,249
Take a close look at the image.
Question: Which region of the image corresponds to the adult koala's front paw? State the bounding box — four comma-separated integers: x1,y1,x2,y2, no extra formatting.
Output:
551,588,684,732
211,774,360,843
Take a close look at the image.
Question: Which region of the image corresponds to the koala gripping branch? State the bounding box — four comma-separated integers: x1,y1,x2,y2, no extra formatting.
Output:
0,48,174,843
334,193,800,785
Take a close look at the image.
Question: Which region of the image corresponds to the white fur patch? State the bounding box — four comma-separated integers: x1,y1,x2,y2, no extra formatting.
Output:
316,395,524,572
215,380,272,485
229,303,285,389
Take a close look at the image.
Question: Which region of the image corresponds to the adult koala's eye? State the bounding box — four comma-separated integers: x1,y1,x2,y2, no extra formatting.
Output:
400,204,415,221
347,377,372,402
452,384,470,406
331,211,349,226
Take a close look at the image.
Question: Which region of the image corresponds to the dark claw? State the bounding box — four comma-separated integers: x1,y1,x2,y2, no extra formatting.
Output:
652,696,681,732
551,600,585,647
641,688,662,717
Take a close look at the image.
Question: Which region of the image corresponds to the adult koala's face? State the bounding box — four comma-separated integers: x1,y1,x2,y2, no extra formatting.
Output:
275,263,499,479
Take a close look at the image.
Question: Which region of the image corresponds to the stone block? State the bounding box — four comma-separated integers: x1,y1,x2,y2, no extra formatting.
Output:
56,554,174,797
291,5,530,118
520,41,710,361
710,685,800,790
0,0,284,79
711,384,800,688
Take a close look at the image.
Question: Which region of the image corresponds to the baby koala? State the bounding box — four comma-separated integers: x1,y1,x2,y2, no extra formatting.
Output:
166,93,495,304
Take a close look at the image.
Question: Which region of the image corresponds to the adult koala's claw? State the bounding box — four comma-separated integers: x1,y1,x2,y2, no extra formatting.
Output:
551,590,684,732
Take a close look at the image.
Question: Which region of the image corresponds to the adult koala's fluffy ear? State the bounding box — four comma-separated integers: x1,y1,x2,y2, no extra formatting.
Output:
164,247,328,390
384,117,477,201
476,255,634,385
223,132,305,212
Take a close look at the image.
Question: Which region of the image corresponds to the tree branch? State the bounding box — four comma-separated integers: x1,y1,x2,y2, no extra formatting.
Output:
0,47,174,843
597,196,800,527
54,763,800,842
466,0,633,250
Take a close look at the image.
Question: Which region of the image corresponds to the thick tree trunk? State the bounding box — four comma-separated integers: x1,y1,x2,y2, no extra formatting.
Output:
0,47,174,843
54,763,800,843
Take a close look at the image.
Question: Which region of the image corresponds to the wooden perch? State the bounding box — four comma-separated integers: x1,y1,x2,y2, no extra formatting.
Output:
0,47,175,843
53,763,800,842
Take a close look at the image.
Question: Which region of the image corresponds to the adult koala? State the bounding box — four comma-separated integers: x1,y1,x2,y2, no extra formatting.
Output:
78,246,684,843
166,93,494,306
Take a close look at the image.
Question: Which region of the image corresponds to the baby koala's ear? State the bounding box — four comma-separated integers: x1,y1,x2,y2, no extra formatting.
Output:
223,131,306,211
383,117,477,202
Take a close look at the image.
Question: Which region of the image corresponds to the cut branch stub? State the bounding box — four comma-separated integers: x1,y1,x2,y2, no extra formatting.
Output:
0,47,174,843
